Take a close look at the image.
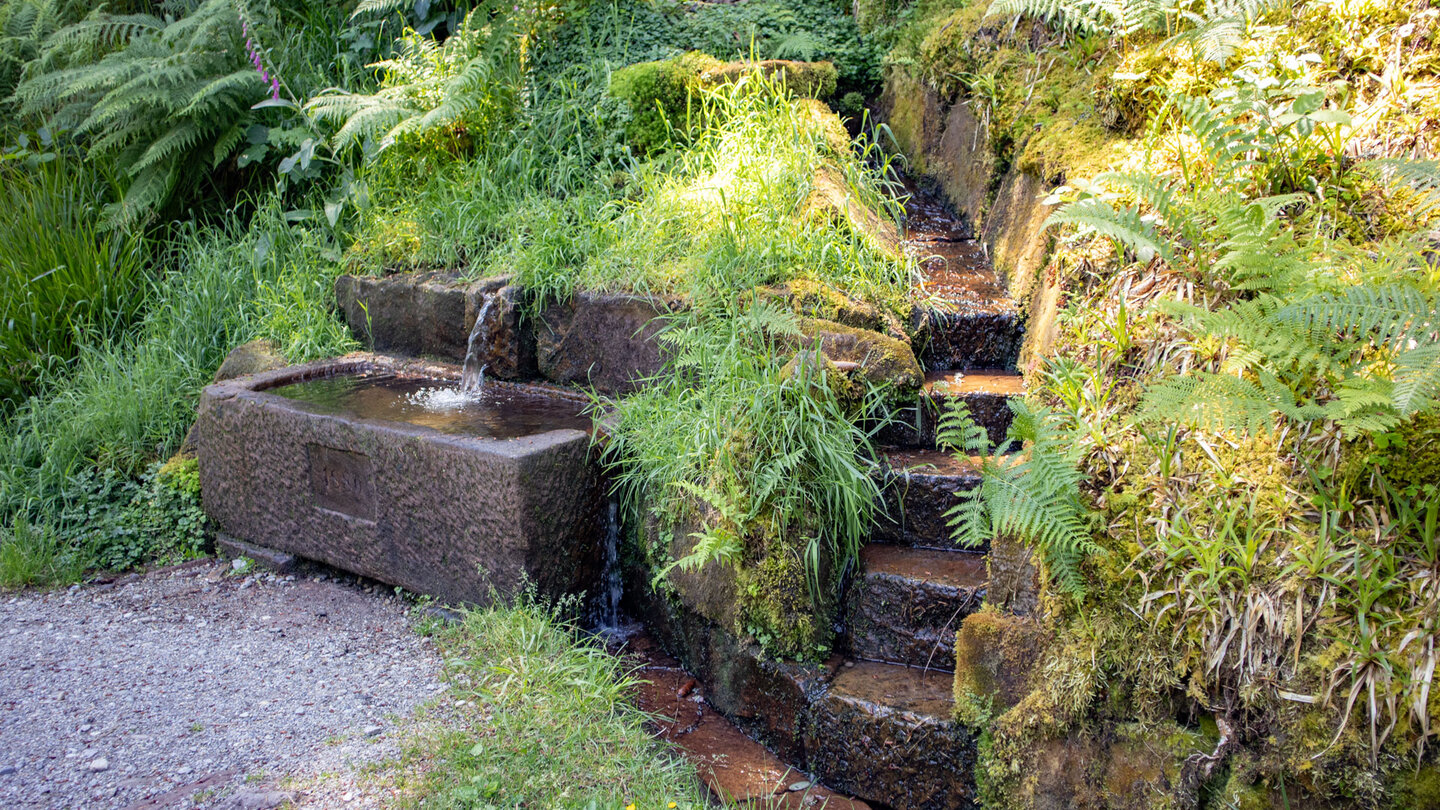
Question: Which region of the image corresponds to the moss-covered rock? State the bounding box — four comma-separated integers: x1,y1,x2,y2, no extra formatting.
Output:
781,349,860,404
645,510,837,661
795,316,923,391
610,52,723,156
213,339,286,383
761,277,910,342
611,53,840,155
952,607,1047,726
803,163,906,261
703,59,838,100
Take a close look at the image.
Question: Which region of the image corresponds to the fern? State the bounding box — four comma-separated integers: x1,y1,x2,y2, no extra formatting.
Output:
1275,285,1439,351
305,12,521,155
1045,196,1175,264
942,400,1103,597
13,0,270,228
986,0,1164,37
1141,284,1440,433
1392,343,1440,417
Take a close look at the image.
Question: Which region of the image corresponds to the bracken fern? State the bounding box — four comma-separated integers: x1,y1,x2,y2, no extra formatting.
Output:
13,0,269,227
939,399,1103,597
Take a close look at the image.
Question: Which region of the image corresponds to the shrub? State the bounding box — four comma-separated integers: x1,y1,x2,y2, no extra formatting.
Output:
58,456,207,572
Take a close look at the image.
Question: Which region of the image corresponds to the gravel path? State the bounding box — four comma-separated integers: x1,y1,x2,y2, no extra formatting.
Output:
0,558,446,809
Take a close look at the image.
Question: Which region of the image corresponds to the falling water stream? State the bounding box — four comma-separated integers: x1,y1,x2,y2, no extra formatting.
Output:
598,500,624,631
460,293,496,396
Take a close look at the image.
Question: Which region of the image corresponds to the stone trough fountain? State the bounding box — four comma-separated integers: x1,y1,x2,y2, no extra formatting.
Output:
194,353,606,607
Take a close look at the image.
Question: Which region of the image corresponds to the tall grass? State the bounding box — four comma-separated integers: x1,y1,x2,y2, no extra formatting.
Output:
0,196,354,538
591,79,912,657
0,156,149,407
564,77,909,301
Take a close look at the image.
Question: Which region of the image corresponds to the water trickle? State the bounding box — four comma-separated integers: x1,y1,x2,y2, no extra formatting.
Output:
460,293,497,397
598,500,624,632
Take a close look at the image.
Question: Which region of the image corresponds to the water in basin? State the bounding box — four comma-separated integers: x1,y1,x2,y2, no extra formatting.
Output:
268,372,591,439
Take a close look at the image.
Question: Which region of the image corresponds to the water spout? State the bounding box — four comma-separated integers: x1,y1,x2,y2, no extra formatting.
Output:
461,293,496,397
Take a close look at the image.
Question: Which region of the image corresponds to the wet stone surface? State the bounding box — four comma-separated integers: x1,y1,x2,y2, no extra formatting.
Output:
844,546,986,671
902,182,1023,372
616,628,869,809
877,370,1023,450
806,662,978,810
0,559,443,809
872,448,983,548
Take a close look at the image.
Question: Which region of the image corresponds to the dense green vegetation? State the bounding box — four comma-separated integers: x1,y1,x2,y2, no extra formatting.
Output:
2,0,1436,803
871,0,1440,803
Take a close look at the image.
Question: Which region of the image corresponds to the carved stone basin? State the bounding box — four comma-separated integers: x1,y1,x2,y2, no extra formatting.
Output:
195,353,605,606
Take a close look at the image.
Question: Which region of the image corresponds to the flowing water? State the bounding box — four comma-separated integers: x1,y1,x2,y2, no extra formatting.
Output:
901,178,1012,317
596,500,624,632
460,293,496,396
268,373,590,439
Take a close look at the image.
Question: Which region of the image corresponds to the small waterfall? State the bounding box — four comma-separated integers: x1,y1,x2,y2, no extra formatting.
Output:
460,293,496,397
598,500,623,632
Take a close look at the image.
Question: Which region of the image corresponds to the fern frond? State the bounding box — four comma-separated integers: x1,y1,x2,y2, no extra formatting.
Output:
1393,343,1440,416
1096,170,1184,229
180,69,262,117
1136,372,1279,433
351,0,411,19
1361,158,1440,191
936,400,991,456
1047,196,1175,264
945,399,1100,595
1274,285,1438,351
131,120,207,172
1174,92,1258,173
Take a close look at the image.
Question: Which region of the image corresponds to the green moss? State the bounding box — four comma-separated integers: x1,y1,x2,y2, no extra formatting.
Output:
610,52,723,156
611,54,842,156
1014,115,1121,183
1217,771,1272,810
1391,766,1440,810
879,69,930,175
1379,410,1440,496
736,539,830,659
705,59,839,99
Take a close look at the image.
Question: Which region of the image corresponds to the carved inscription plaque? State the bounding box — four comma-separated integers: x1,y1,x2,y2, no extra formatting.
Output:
308,444,376,521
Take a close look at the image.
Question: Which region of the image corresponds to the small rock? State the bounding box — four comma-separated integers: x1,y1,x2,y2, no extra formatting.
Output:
0,766,18,776
87,758,109,772
232,559,246,571
218,787,296,810
363,724,383,737
788,780,811,792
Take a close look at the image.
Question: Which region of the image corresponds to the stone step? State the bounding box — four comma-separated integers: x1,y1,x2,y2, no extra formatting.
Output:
905,239,1023,372
873,447,983,548
878,369,1024,450
844,545,986,671
805,660,978,810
